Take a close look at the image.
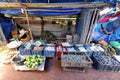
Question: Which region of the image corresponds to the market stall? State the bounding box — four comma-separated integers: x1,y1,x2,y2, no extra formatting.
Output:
0,0,120,72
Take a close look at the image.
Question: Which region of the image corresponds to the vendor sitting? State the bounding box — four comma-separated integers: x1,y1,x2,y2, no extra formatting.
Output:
18,29,31,42
92,17,120,43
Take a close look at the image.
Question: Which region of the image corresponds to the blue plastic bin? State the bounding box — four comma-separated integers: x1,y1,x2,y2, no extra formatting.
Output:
44,46,56,57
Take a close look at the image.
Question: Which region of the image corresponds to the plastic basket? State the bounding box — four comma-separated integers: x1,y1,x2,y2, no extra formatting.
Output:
92,55,120,72
32,50,43,55
19,45,32,55
55,44,67,58
19,45,43,55
44,46,56,58
66,46,77,52
84,44,104,57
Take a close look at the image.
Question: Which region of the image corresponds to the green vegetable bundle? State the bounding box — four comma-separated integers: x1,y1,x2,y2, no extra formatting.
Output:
24,55,44,68
40,30,57,41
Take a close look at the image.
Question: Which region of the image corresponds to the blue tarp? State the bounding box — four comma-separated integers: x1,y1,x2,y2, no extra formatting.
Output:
51,0,116,4
28,8,82,16
0,9,22,15
92,17,120,43
0,0,117,7
0,8,82,16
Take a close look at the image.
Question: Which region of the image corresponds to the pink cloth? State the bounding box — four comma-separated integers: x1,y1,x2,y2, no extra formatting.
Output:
98,13,120,23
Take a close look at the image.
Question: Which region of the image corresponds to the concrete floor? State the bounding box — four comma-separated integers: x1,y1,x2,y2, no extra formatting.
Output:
0,59,120,80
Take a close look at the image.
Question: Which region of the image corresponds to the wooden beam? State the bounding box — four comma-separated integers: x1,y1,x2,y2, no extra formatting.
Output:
0,2,107,9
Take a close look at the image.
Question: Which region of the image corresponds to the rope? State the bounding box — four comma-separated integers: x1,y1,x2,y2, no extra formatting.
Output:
17,2,34,43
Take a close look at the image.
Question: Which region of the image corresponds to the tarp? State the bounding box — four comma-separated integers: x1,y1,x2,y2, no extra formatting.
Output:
28,8,82,16
92,16,120,43
0,9,22,15
0,8,82,16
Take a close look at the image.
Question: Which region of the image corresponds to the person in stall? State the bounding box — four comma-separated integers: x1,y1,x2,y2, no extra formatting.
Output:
18,28,31,42
0,13,15,43
91,15,120,55
92,16,120,44
7,27,31,48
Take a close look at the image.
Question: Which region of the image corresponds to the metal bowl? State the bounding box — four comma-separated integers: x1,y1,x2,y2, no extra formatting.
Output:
13,55,26,65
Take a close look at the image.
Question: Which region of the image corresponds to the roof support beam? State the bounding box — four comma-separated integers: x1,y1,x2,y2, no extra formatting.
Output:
0,2,107,9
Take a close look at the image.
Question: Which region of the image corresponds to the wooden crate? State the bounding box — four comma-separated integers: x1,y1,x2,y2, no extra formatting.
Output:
61,51,92,68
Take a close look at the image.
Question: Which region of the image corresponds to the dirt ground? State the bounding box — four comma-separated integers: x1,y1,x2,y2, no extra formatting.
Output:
0,59,120,80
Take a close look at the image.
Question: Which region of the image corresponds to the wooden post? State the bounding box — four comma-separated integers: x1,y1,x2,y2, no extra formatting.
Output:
48,0,50,3
24,8,34,43
86,9,100,43
85,9,98,43
41,17,44,33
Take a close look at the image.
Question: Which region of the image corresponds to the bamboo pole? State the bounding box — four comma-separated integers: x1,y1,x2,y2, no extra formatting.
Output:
13,16,76,20
23,7,34,43
0,2,107,9
40,17,44,33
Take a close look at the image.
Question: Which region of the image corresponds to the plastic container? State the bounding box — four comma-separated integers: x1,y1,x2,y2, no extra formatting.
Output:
55,44,67,58
44,46,56,58
32,50,43,55
110,41,120,49
84,44,104,57
19,45,32,55
92,55,120,72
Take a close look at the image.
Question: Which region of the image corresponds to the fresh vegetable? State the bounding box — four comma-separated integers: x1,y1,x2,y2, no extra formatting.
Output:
40,30,57,41
24,55,44,68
